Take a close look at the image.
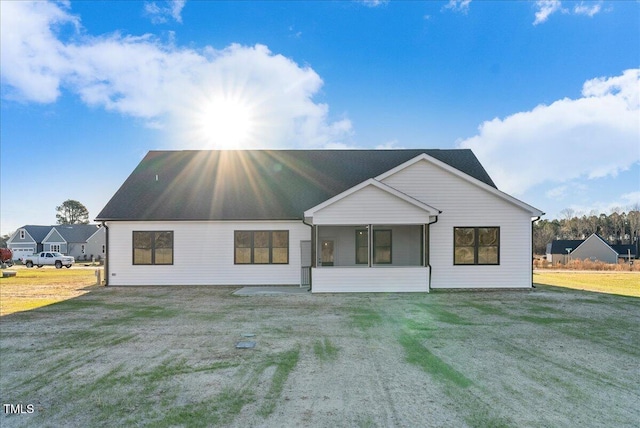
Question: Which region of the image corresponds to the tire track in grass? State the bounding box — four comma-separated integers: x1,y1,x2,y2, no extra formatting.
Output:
392,299,515,427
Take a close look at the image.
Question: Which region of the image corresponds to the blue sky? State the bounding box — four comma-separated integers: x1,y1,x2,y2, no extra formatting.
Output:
1,0,638,235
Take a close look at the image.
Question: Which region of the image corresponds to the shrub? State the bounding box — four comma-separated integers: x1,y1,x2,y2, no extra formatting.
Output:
534,258,639,271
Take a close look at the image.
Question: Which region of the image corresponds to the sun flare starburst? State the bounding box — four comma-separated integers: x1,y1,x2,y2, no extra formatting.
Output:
196,96,255,149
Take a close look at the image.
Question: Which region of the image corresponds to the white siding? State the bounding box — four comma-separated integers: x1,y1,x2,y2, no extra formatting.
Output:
312,184,432,225
382,160,534,289
105,221,310,286
312,267,429,293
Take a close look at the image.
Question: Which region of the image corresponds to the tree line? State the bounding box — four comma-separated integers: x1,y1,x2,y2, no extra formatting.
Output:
533,207,640,255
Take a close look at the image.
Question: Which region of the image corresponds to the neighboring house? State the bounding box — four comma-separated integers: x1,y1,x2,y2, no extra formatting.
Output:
546,239,585,265
7,225,105,261
546,233,638,265
570,234,618,264
6,225,52,261
96,150,544,291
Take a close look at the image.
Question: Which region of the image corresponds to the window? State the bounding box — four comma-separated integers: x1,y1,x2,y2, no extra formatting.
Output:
373,229,392,264
102,245,106,254
50,244,61,252
81,244,86,254
355,229,368,264
234,231,289,264
454,227,499,265
20,229,25,239
133,231,173,265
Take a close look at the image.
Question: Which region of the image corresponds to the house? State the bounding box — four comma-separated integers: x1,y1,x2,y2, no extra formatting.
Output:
7,224,106,261
546,239,584,265
546,233,638,265
95,149,544,292
570,234,619,264
6,225,52,261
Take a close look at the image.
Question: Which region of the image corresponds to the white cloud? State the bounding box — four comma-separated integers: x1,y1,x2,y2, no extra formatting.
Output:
444,0,472,14
0,1,79,102
566,191,640,217
574,1,602,17
533,0,565,25
0,1,352,148
533,0,605,25
458,69,640,196
360,0,390,7
144,0,186,24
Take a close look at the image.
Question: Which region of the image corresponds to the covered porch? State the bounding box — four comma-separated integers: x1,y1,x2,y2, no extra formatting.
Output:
303,179,440,293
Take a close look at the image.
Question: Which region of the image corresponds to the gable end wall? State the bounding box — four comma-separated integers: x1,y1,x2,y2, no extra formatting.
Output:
382,160,534,289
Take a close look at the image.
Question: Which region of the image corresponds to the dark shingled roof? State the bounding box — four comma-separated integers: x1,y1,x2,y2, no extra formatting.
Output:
611,244,637,257
546,239,584,254
54,224,101,242
96,149,496,221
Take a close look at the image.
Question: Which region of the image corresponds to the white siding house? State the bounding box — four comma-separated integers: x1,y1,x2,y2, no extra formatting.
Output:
97,150,544,291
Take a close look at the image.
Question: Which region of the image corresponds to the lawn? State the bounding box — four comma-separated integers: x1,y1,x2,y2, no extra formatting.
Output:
534,271,640,297
0,266,100,316
1,274,638,427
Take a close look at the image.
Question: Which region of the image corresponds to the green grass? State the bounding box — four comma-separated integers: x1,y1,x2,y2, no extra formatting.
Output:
2,281,639,427
398,332,472,388
534,271,640,297
257,348,300,417
349,306,383,329
0,267,99,315
313,337,339,361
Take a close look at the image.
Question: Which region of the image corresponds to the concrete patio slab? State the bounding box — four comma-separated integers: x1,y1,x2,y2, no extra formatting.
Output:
232,286,310,296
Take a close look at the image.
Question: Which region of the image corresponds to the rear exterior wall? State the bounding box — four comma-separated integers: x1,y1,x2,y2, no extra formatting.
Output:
105,220,309,286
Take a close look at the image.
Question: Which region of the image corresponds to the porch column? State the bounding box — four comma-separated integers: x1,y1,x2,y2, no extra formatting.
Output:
368,224,372,267
313,225,318,268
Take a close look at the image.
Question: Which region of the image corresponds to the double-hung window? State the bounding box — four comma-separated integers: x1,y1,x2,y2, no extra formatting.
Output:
234,231,289,264
454,227,499,265
133,231,174,265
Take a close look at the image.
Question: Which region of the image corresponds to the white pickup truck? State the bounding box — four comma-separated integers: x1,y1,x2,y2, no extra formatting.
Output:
23,252,75,269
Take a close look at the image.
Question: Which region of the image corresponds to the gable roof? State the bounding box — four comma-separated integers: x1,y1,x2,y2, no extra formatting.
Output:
8,225,54,244
96,149,497,221
54,224,102,242
376,153,543,216
547,239,584,254
9,225,101,244
303,178,440,223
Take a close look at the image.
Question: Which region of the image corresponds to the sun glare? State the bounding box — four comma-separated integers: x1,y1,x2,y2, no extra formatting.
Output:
197,97,255,149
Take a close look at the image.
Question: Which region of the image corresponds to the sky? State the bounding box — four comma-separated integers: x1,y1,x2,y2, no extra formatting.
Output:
1,0,639,235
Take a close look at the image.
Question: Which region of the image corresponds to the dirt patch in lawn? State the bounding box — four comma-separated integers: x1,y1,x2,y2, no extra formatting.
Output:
1,284,638,427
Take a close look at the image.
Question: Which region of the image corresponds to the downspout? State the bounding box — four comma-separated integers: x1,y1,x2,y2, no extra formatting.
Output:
302,218,313,291
426,215,439,291
101,221,109,286
531,215,542,289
